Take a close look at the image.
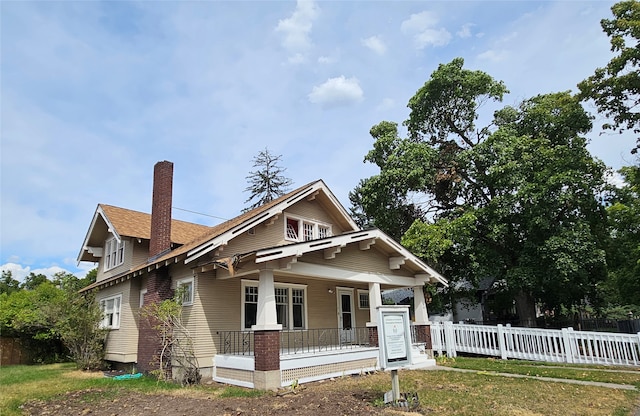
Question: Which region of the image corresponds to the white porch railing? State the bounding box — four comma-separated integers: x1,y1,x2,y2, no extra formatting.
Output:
431,322,640,367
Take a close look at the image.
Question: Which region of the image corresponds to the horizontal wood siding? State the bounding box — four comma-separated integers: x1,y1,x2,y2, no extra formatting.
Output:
285,200,349,234
99,279,141,362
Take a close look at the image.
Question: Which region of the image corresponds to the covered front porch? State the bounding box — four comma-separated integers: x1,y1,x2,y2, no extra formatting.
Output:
198,230,445,389
212,325,434,388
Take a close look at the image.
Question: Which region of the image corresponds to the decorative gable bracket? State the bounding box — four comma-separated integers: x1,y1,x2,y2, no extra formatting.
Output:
389,256,407,270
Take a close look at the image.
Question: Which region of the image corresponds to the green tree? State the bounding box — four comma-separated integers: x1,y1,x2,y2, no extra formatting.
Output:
21,272,48,290
603,165,640,306
0,270,20,295
578,0,640,154
244,148,293,211
354,59,609,326
0,269,105,367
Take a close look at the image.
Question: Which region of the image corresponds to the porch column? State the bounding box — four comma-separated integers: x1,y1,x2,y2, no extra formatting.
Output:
366,282,382,347
412,285,432,350
253,269,282,331
252,269,282,390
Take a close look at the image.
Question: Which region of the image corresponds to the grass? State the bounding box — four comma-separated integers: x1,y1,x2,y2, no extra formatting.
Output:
0,363,263,416
1,360,638,416
440,357,640,388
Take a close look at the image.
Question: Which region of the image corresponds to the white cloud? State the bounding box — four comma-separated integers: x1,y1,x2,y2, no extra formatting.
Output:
275,0,319,52
288,53,306,64
362,35,386,55
401,11,438,33
308,76,363,108
375,98,395,112
0,262,77,283
317,55,334,64
477,49,508,62
457,23,474,38
400,11,451,49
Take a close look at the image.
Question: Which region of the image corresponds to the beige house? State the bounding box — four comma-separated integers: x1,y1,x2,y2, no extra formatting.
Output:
78,161,447,389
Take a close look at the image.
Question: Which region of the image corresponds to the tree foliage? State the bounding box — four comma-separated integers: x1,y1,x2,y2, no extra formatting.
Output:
0,269,105,368
353,58,609,326
578,0,640,153
602,165,640,306
244,148,293,211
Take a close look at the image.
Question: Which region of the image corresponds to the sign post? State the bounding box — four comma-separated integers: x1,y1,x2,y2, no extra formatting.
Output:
377,306,412,404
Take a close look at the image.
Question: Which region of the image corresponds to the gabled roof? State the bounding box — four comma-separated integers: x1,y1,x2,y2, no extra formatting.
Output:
77,204,212,263
79,179,447,292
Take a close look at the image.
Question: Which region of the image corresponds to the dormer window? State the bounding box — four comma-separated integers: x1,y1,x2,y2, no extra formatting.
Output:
284,214,332,242
104,237,125,271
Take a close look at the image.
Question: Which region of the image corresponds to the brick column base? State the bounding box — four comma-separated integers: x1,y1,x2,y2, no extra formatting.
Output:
413,324,432,349
367,326,379,347
253,330,281,390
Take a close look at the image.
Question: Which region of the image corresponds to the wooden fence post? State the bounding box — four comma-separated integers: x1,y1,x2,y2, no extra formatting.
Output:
444,321,456,358
497,324,507,360
561,328,574,364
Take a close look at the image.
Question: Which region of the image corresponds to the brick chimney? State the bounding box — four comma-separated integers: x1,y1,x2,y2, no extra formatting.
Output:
149,161,173,259
138,161,174,375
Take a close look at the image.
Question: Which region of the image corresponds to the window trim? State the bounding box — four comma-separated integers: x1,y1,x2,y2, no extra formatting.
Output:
139,289,147,308
104,237,125,271
357,289,370,309
176,277,195,306
99,293,122,330
241,280,308,330
283,214,332,242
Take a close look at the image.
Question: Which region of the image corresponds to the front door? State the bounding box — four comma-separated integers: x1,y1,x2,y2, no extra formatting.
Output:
337,288,355,344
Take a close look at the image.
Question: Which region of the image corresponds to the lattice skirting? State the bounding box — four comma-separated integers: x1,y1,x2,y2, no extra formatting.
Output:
216,367,254,384
281,358,377,384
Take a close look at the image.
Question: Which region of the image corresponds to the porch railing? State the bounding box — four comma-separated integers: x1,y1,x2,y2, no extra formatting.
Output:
216,330,254,356
280,327,372,355
215,327,379,356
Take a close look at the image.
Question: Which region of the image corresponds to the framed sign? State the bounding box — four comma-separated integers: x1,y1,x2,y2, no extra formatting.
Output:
377,306,412,369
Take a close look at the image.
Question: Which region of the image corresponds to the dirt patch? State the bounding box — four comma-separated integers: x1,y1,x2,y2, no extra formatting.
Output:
21,379,417,416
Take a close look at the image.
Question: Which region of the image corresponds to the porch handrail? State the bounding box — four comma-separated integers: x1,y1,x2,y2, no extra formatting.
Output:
281,327,372,355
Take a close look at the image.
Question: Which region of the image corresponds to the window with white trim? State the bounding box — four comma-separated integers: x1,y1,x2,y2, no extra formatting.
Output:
242,281,307,330
177,277,194,306
104,237,125,271
99,294,122,329
139,289,147,307
284,215,332,242
358,290,369,309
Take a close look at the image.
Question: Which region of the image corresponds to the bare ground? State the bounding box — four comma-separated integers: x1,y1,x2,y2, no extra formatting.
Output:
20,380,416,416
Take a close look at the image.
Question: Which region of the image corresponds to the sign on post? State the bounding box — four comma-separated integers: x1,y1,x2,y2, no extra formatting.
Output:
377,306,412,369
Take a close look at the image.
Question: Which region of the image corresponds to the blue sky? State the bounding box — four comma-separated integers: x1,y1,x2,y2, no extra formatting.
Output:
1,0,637,282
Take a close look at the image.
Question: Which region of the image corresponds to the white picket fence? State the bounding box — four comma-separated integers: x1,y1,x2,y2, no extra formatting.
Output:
430,322,640,367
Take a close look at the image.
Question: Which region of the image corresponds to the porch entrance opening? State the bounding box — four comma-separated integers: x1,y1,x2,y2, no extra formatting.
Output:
337,288,355,344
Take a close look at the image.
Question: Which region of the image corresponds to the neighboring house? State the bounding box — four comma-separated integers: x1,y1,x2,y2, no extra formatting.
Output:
78,161,447,389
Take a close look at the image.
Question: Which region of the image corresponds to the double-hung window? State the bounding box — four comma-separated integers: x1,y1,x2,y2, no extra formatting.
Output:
242,281,307,330
99,294,122,329
358,290,370,309
284,215,332,242
104,237,125,271
177,277,194,306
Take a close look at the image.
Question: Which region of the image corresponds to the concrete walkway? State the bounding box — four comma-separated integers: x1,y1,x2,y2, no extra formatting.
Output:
422,365,639,391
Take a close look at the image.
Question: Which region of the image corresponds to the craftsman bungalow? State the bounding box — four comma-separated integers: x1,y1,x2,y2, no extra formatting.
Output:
78,161,447,389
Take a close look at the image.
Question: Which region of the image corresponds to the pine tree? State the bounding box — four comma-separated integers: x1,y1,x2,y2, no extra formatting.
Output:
244,148,293,211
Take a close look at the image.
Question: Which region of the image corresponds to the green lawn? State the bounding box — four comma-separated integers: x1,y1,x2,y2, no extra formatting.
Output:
440,357,640,388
